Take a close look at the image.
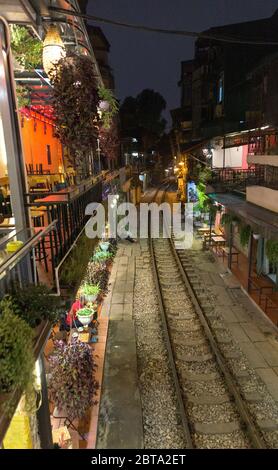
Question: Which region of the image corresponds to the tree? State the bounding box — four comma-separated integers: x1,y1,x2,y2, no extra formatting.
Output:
120,89,167,155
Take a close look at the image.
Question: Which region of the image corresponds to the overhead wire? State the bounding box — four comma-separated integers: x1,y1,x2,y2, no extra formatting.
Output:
48,6,278,46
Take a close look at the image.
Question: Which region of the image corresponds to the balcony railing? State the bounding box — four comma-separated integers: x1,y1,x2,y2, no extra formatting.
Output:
25,180,103,279
211,167,265,187
248,134,278,156
0,222,57,294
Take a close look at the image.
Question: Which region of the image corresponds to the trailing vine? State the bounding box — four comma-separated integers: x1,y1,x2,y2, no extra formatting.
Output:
220,212,240,226
240,224,251,248
11,25,42,71
49,53,100,173
99,118,120,162
98,86,119,130
266,240,278,265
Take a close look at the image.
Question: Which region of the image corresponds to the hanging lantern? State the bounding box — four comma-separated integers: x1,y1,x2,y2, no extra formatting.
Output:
42,25,65,76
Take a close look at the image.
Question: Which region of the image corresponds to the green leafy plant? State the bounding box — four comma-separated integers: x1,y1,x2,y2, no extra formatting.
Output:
196,182,209,212
84,261,110,294
108,238,118,257
98,86,119,130
48,338,98,420
11,25,42,71
198,166,213,184
266,240,278,265
77,307,94,317
7,284,63,327
80,283,100,297
92,248,113,264
240,224,251,248
0,298,35,414
60,234,97,288
16,85,31,109
266,240,278,288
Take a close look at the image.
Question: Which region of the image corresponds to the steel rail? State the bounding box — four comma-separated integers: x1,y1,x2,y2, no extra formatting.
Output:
167,231,267,449
148,190,193,449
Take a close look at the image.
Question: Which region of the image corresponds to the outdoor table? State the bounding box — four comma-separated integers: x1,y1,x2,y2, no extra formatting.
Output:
30,209,45,227
0,217,15,228
211,235,226,255
221,246,239,264
202,231,217,249
35,194,68,203
194,221,203,228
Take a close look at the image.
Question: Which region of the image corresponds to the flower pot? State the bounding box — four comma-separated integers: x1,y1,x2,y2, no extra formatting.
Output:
77,313,94,326
100,242,109,252
98,100,110,112
83,293,98,303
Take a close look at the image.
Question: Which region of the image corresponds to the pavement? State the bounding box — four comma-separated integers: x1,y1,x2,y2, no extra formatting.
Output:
96,240,144,449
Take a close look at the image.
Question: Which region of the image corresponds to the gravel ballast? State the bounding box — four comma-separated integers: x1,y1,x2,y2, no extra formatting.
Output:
133,244,187,449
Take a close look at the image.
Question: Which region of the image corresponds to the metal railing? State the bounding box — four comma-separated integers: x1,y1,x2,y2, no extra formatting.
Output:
25,181,102,271
0,221,57,294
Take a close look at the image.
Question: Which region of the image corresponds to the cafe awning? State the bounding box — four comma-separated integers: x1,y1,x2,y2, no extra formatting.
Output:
209,192,278,240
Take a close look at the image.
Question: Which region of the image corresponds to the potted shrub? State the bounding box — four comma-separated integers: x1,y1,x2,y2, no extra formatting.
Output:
77,306,95,327
92,248,113,264
80,283,100,302
0,298,35,414
8,284,63,327
48,338,98,420
85,262,110,295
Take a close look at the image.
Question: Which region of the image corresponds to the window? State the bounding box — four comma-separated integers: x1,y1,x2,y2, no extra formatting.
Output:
46,145,51,165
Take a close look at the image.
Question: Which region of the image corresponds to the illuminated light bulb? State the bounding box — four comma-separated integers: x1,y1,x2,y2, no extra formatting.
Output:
43,25,65,77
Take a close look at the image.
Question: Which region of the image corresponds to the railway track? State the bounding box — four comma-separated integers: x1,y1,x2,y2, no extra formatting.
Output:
148,210,269,448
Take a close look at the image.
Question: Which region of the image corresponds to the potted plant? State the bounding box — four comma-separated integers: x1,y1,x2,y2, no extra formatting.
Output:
77,306,95,327
80,283,100,303
85,262,110,294
97,86,119,129
240,224,251,248
48,338,98,420
99,240,109,252
8,284,63,327
266,240,278,289
0,298,35,414
92,248,113,264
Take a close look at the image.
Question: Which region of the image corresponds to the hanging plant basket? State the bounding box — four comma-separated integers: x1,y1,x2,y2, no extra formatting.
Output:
49,53,100,171
240,224,251,248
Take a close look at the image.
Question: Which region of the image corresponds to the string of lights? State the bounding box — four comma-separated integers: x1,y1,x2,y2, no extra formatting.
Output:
48,6,278,46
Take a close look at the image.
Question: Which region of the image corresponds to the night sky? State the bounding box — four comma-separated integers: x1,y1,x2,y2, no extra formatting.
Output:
87,0,278,124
